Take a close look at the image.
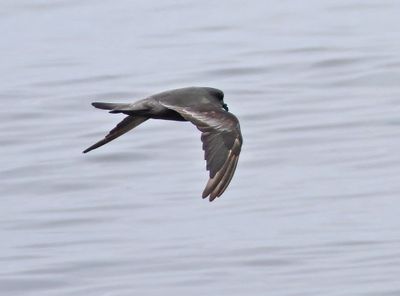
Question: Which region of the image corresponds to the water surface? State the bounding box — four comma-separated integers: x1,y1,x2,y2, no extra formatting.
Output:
1,1,400,295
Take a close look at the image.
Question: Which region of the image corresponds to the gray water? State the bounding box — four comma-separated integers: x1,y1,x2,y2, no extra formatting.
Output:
1,1,400,295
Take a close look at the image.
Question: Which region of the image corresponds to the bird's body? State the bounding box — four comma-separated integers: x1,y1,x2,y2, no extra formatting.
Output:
83,87,242,201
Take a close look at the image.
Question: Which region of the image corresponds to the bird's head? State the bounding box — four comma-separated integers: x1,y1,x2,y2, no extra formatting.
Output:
206,87,229,111
213,89,228,111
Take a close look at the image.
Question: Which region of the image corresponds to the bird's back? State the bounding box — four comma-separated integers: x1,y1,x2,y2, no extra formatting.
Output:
152,87,223,108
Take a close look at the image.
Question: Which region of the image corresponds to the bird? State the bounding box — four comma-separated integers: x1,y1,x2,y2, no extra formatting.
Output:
83,87,243,201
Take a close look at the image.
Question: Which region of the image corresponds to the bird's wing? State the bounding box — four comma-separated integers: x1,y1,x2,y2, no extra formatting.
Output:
83,116,148,153
160,102,242,201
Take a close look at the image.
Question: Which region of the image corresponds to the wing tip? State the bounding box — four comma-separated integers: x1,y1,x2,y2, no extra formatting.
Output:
201,153,239,202
82,144,97,154
202,190,218,202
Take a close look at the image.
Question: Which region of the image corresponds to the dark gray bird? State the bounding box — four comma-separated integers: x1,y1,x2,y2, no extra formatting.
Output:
83,87,243,201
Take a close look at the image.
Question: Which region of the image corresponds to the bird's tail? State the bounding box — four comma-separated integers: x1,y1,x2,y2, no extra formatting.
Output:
91,101,149,114
83,115,148,153
92,102,132,112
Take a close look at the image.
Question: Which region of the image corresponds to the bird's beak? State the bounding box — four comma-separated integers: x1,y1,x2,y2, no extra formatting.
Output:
222,103,229,111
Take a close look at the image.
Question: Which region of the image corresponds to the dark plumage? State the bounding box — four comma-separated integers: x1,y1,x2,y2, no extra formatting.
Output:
83,87,243,201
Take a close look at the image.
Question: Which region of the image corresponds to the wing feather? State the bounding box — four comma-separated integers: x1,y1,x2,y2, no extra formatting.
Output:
83,116,148,153
159,102,243,200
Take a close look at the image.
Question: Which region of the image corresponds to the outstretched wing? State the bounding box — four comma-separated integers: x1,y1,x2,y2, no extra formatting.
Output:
83,115,148,153
160,103,242,201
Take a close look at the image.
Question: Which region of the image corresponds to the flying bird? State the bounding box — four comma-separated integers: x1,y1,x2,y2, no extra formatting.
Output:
83,87,243,201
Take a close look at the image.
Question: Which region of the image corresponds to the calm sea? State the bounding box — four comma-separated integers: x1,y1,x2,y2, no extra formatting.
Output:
1,1,400,295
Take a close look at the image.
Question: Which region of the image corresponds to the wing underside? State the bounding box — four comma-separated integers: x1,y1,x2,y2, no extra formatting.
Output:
159,102,242,201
